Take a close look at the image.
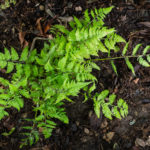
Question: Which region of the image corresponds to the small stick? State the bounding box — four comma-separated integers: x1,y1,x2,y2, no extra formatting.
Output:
30,37,50,52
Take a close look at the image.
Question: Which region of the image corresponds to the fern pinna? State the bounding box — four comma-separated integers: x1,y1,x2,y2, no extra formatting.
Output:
0,6,150,148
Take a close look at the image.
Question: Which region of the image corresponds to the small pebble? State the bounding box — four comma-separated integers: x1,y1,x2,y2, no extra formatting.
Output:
3,40,6,45
39,5,45,11
129,119,136,125
75,6,82,12
84,128,90,134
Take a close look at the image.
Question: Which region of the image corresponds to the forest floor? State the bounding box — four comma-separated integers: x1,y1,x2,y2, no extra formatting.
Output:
0,0,150,150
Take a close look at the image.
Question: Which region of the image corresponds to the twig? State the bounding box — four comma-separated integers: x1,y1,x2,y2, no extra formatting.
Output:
88,54,148,62
30,37,50,52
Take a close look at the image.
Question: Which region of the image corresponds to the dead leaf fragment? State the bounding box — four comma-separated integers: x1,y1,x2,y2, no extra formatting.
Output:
133,78,139,84
103,132,115,142
18,31,29,48
43,21,51,34
36,17,44,35
135,138,146,147
100,119,108,129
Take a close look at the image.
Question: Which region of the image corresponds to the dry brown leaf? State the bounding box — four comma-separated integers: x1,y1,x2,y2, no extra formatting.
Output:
43,21,51,34
18,31,29,48
19,32,25,46
23,41,29,48
43,16,57,35
36,17,44,35
103,132,115,142
133,78,139,84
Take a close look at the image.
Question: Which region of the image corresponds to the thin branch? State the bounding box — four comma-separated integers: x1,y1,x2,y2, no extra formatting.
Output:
88,54,148,62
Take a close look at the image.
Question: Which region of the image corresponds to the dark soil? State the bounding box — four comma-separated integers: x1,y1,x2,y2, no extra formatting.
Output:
0,0,150,150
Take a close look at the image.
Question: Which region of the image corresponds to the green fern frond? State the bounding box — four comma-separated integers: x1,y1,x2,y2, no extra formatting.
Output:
138,56,150,67
110,60,118,75
20,128,39,148
132,44,142,56
125,57,135,75
147,54,150,62
93,90,128,119
20,47,29,61
84,9,90,24
4,48,11,60
122,42,129,56
143,45,150,55
11,47,19,61
73,16,83,28
0,107,9,120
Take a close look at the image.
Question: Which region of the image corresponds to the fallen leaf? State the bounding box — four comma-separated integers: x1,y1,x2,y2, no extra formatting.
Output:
19,32,25,46
106,132,115,141
43,21,51,34
18,31,29,48
133,78,139,84
135,138,146,147
36,17,44,35
100,119,108,129
103,132,115,142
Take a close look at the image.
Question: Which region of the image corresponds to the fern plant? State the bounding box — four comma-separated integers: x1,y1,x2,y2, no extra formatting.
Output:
0,0,16,9
0,6,150,148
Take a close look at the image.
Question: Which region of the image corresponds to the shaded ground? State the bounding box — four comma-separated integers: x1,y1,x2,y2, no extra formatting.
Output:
0,0,150,150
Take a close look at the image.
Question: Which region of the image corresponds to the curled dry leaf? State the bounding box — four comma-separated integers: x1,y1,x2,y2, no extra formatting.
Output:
133,78,139,84
18,32,29,48
43,19,55,34
36,17,55,36
36,17,44,35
